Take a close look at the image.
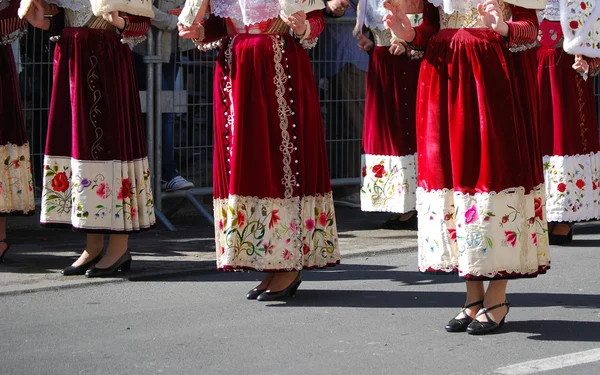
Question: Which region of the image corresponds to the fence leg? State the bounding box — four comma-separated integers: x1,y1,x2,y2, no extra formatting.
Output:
185,191,214,225
155,209,177,231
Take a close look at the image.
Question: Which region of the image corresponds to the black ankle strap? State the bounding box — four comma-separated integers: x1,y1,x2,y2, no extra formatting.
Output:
464,300,484,309
485,301,510,312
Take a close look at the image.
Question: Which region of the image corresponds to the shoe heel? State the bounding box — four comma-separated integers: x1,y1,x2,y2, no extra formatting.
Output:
120,259,132,273
289,280,302,297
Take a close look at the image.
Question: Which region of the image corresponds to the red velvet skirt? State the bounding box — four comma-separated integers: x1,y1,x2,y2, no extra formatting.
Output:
0,44,35,215
40,28,155,233
537,46,600,222
360,47,419,213
212,33,340,271
415,28,549,279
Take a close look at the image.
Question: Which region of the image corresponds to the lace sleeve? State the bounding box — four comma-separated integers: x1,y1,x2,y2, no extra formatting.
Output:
296,10,323,49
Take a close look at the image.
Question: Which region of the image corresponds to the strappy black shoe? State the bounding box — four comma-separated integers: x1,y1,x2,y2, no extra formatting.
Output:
0,238,10,264
467,301,510,335
445,300,484,332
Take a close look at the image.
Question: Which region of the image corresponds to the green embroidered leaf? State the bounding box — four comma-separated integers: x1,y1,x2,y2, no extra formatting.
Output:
486,212,495,217
232,218,238,227
47,205,57,212
83,212,89,218
47,194,59,200
486,237,493,248
3,157,9,165
96,205,104,209
19,155,25,161
45,171,56,177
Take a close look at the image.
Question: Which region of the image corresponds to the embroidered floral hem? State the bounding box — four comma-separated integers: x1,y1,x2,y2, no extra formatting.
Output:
0,143,35,215
416,184,551,279
40,156,155,232
360,153,417,213
543,152,600,222
214,193,340,271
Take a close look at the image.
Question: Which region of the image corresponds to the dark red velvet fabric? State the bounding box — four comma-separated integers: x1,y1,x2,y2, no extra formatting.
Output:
46,28,148,162
416,28,538,194
362,47,420,157
212,33,332,200
0,44,28,147
537,22,600,157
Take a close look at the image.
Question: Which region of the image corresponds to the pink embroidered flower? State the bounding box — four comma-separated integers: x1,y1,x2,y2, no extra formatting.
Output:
237,211,246,227
557,183,567,193
531,232,538,246
96,182,111,199
465,205,479,224
576,179,585,189
305,218,315,231
262,241,275,255
131,207,137,219
289,220,300,232
504,231,517,247
0,183,4,194
318,211,328,227
534,197,543,220
269,209,280,229
448,228,457,242
283,249,292,261
303,243,311,255
372,165,386,178
218,219,224,231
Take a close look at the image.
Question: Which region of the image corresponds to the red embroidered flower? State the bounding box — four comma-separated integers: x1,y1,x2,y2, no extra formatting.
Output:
96,182,110,199
465,205,479,224
448,228,457,242
237,211,246,227
305,218,315,231
303,243,311,255
118,178,132,200
269,209,280,229
594,181,598,190
557,183,567,193
528,217,535,224
362,165,367,178
534,197,543,220
501,215,509,224
581,2,587,10
218,219,224,231
318,211,328,227
221,247,225,255
11,159,20,169
444,214,452,221
570,20,579,30
372,165,386,178
51,172,69,193
131,207,137,219
283,249,292,261
531,232,538,246
576,179,585,189
504,231,517,247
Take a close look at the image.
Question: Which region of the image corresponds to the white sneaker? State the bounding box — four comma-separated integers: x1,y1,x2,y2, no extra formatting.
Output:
162,176,194,192
334,192,361,208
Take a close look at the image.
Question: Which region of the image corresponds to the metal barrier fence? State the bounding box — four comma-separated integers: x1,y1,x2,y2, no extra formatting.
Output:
15,18,600,230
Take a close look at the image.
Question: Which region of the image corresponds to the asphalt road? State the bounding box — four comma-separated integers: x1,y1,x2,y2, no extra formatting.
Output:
2,224,600,375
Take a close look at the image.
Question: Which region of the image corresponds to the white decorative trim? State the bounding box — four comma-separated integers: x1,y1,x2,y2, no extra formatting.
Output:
416,184,550,278
0,143,35,214
560,0,600,57
509,40,540,52
543,152,600,222
40,156,155,232
213,193,340,270
360,153,417,213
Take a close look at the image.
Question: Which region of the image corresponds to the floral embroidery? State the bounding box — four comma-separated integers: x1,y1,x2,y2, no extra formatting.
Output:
360,153,417,213
0,143,35,214
560,0,600,56
214,194,340,270
41,156,155,231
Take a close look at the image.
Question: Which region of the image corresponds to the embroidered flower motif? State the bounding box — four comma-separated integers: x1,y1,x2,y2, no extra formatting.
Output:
283,249,292,261
448,228,457,242
303,243,311,255
570,21,579,30
131,207,137,219
318,211,328,227
581,2,587,10
444,213,452,221
593,181,598,190
0,183,4,195
534,197,543,220
237,210,246,227
305,218,315,231
362,165,367,178
557,182,567,193
51,172,70,193
501,215,509,224
118,178,132,200
465,205,479,224
11,159,20,169
96,182,110,199
269,209,280,229
531,232,538,246
576,179,585,189
372,164,386,178
504,230,517,247
218,219,224,230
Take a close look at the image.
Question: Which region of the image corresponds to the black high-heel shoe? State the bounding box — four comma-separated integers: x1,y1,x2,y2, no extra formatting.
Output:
62,251,103,276
85,251,131,278
246,288,267,300
445,300,484,332
549,225,574,246
466,301,510,335
0,239,10,264
257,273,302,301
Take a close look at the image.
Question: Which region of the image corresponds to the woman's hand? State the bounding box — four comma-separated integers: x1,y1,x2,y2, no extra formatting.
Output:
383,0,415,42
25,0,50,30
281,11,307,37
326,0,350,17
177,22,204,40
357,33,374,52
103,11,125,30
477,0,509,37
573,55,589,73
389,41,406,55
